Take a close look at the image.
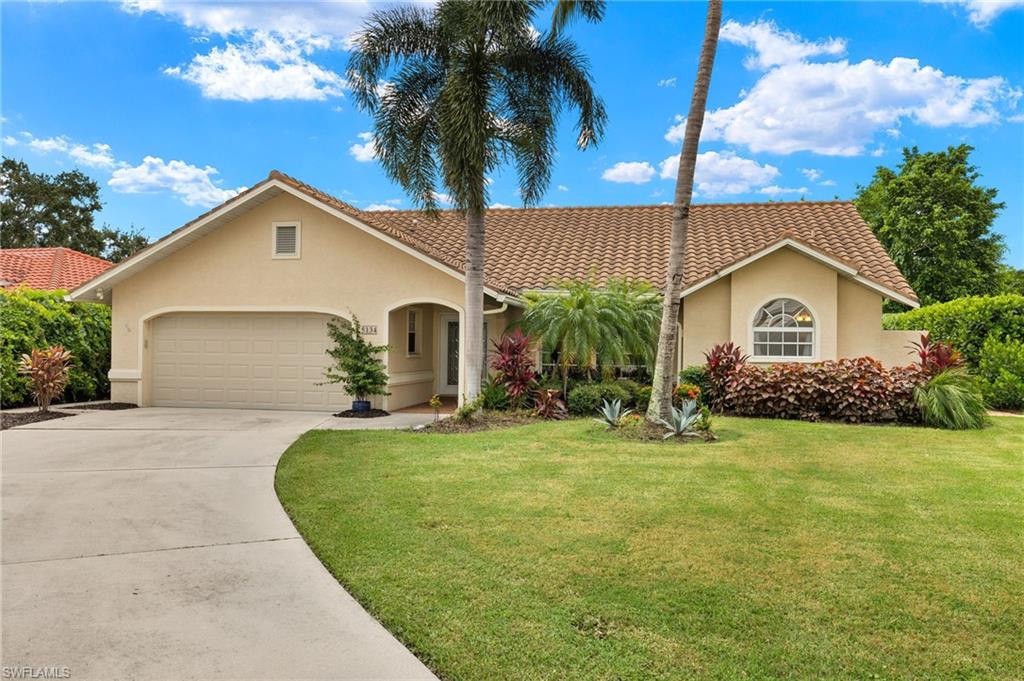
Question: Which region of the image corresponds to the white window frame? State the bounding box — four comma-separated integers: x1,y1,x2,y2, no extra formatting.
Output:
406,307,421,357
271,221,301,259
749,296,817,362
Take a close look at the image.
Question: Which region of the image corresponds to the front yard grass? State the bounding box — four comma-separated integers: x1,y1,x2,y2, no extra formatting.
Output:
276,417,1023,680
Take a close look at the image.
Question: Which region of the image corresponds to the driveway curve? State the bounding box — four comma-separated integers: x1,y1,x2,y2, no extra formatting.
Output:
2,408,437,680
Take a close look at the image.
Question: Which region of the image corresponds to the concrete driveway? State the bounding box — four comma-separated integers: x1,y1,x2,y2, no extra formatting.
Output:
1,408,437,680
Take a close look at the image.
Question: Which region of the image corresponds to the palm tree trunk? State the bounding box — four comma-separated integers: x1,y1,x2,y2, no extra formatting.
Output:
646,0,722,421
463,206,486,404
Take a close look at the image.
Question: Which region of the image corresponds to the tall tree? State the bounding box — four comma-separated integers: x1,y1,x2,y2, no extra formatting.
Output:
646,0,722,421
348,0,605,403
854,145,1006,305
0,157,147,262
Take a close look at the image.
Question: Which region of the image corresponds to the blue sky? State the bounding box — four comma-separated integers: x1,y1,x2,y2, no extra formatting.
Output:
3,1,1022,265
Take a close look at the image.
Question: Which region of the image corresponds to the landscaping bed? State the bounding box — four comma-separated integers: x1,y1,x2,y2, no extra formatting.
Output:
276,416,1024,680
334,408,391,419
1,410,73,430
68,402,138,411
418,410,540,433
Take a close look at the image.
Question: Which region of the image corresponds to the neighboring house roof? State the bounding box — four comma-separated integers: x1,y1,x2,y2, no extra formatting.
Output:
68,170,918,306
1,247,113,291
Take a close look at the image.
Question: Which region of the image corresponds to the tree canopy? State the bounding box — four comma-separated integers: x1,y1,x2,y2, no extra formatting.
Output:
0,157,147,262
854,145,1009,305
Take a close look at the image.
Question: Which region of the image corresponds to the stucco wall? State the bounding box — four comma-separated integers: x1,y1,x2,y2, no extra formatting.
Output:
679,277,731,368
878,330,920,367
110,192,469,407
837,277,883,360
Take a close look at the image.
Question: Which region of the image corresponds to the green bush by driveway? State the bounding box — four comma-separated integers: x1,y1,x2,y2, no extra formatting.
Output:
277,417,1023,680
0,288,111,407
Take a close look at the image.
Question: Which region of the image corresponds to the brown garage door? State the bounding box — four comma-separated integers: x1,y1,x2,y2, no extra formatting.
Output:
150,312,345,411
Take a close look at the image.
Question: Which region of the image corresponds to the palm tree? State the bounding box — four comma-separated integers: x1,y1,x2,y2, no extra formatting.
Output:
348,1,605,404
519,276,661,393
646,0,723,421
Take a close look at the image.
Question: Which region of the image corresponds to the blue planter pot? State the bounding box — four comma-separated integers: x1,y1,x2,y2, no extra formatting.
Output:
352,399,371,413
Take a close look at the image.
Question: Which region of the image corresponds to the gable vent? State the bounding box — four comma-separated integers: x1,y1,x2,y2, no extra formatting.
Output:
274,224,299,257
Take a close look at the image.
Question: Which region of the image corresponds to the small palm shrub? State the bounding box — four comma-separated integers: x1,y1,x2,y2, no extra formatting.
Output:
481,375,511,411
533,388,567,420
977,336,1024,410
490,330,537,409
18,346,74,412
594,398,633,429
658,400,701,439
567,382,631,415
914,367,988,430
704,342,748,411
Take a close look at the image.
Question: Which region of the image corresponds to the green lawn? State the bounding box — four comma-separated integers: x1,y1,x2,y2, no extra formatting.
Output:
275,417,1024,680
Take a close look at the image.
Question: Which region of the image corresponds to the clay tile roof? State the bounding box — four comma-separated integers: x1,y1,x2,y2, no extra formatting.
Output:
1,247,114,291
372,201,917,302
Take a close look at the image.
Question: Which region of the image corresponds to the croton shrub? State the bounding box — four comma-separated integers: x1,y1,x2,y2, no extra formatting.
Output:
726,358,927,424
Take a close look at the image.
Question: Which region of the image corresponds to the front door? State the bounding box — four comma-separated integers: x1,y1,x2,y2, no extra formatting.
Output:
439,313,460,395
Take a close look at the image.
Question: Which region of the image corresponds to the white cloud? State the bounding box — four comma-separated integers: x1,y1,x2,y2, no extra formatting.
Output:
928,0,1024,27
557,184,569,192
364,203,398,211
109,156,245,207
758,185,809,196
489,202,514,209
657,77,677,88
820,179,837,187
659,150,781,196
665,115,687,144
720,19,846,69
601,161,656,184
800,168,822,182
673,20,1022,156
349,131,377,162
164,32,345,101
2,136,17,147
21,134,118,169
120,0,370,39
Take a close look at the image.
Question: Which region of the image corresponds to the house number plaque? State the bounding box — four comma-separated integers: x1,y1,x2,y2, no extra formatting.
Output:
360,324,378,335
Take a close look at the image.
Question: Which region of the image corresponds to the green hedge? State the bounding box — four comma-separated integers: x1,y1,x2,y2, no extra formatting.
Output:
567,382,632,415
1,288,111,407
977,337,1024,410
883,294,1024,366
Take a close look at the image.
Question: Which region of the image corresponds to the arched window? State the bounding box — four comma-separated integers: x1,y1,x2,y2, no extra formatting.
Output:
752,298,814,359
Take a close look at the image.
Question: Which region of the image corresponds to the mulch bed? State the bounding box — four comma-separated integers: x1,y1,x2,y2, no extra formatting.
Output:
418,410,542,433
68,402,139,411
335,409,391,418
1,410,74,430
612,417,718,443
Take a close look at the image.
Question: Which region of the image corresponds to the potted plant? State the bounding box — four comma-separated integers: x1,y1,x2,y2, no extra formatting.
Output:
323,314,390,414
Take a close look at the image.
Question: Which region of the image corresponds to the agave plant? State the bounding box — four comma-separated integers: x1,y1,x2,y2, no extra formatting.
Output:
594,398,633,428
658,399,701,440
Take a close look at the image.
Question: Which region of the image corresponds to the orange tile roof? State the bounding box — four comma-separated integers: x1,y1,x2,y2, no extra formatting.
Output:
70,170,917,304
374,200,917,302
0,247,114,291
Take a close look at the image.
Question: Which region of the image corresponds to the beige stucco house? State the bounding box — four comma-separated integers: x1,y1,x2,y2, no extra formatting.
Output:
69,170,920,412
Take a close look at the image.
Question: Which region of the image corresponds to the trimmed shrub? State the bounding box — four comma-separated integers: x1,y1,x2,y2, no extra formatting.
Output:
914,367,988,430
977,336,1024,410
726,358,926,424
567,382,631,416
678,365,710,401
704,342,748,411
634,385,652,413
1,288,111,407
884,294,1024,366
613,378,644,407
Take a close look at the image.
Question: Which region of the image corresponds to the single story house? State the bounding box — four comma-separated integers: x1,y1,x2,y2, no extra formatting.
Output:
69,170,921,412
1,247,113,291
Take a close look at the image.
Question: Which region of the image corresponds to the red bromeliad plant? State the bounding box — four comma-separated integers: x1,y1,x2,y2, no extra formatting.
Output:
703,342,748,411
17,346,74,413
491,330,538,409
909,333,963,375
